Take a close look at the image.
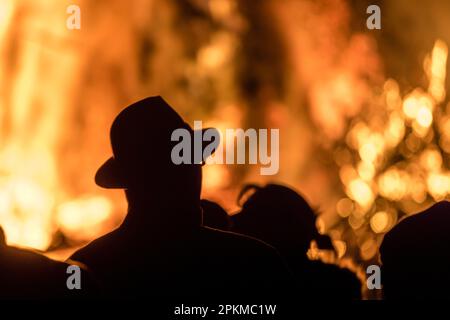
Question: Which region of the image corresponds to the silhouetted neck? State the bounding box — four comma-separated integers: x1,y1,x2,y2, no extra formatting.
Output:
122,200,203,235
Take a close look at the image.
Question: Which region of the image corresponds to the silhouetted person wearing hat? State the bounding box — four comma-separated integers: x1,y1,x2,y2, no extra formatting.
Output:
69,96,291,298
231,183,361,300
0,226,98,299
380,201,450,299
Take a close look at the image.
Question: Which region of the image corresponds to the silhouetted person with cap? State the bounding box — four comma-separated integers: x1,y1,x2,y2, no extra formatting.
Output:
231,183,361,300
69,96,291,298
200,199,231,231
380,201,450,299
0,226,98,299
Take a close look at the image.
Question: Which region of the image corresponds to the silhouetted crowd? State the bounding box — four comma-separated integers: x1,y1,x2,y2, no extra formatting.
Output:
1,96,449,300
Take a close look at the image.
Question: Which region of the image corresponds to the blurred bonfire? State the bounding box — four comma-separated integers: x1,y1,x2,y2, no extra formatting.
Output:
332,40,449,267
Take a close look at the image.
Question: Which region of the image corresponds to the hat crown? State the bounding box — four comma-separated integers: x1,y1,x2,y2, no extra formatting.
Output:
110,96,189,163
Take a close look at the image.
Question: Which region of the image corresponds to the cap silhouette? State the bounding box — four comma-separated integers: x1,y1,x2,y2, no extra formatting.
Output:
380,201,450,299
232,183,319,256
231,183,361,299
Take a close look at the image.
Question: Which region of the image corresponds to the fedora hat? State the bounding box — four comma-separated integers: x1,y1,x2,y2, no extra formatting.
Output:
95,96,219,188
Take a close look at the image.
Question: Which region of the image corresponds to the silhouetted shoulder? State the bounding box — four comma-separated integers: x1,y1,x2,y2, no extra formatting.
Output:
1,245,97,299
197,226,293,293
69,228,124,268
200,199,231,230
199,226,284,257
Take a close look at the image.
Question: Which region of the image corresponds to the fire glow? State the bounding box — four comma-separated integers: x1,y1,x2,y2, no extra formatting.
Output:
0,0,116,250
0,1,449,286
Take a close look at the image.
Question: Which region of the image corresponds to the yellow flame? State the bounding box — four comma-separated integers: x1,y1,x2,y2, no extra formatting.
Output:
347,178,374,209
57,196,112,242
370,211,389,233
428,39,448,103
0,2,113,250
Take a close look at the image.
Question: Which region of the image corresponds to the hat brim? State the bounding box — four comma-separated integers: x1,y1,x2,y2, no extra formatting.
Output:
95,128,219,189
95,157,126,189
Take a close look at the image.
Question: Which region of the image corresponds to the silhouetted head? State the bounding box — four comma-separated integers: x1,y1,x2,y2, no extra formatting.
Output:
231,183,319,259
200,199,231,230
380,201,450,299
96,96,219,214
